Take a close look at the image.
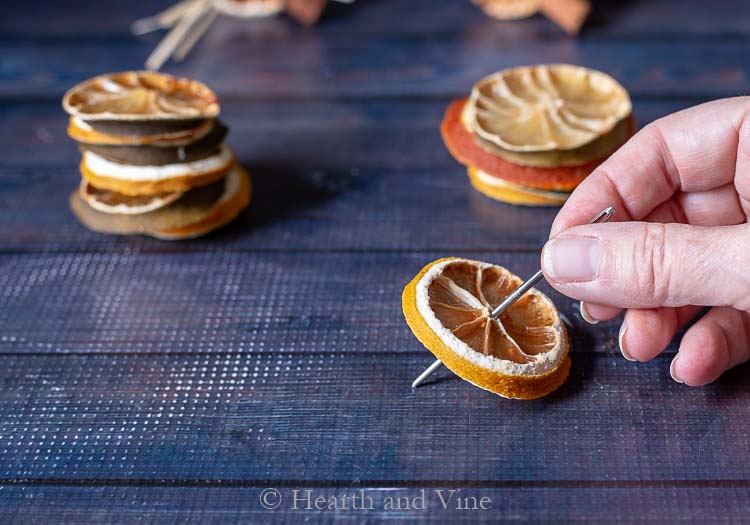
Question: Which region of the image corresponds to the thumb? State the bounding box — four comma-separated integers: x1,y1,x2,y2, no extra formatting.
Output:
541,222,750,310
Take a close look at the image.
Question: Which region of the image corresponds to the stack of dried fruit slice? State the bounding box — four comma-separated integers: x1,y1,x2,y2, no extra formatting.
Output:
64,71,250,240
441,64,634,206
403,258,569,399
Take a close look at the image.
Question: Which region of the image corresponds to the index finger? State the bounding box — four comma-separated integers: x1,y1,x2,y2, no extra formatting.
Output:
551,97,750,236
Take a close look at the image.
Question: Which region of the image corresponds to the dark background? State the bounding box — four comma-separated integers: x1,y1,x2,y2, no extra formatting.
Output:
1,0,750,521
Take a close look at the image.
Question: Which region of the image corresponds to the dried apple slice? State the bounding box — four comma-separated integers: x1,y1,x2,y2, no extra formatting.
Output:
402,258,569,399
468,64,631,152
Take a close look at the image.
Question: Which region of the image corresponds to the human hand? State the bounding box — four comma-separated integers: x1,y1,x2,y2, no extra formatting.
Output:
541,97,750,386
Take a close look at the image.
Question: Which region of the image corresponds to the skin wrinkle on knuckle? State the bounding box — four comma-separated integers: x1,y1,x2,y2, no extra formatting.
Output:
630,223,671,306
598,167,635,220
642,122,681,195
651,123,680,186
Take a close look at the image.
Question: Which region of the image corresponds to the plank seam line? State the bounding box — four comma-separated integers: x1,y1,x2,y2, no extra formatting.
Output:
0,478,747,489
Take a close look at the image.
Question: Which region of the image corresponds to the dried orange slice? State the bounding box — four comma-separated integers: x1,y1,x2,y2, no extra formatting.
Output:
402,258,570,399
468,64,631,152
467,167,568,206
472,0,541,20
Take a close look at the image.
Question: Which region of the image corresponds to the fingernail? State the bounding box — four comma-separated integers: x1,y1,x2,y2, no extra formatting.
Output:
579,302,599,325
670,356,684,384
543,238,602,282
619,321,636,361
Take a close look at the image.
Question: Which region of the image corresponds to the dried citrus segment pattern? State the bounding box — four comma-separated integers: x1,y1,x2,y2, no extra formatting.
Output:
403,258,569,399
427,260,559,363
63,71,220,120
468,64,631,151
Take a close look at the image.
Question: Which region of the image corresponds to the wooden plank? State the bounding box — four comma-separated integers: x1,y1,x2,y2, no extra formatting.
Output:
2,485,750,522
0,252,626,355
0,350,748,482
2,0,748,38
0,98,703,252
2,38,750,99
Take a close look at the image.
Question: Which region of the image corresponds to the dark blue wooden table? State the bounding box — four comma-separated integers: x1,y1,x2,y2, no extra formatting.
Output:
2,1,750,521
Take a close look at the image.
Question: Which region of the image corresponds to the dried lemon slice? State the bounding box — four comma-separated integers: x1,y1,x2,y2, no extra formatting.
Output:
402,258,570,399
468,64,631,152
472,0,541,20
63,71,220,121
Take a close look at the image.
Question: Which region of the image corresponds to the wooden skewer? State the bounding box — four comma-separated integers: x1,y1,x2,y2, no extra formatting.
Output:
131,0,201,35
145,0,210,70
138,0,357,69
174,6,218,61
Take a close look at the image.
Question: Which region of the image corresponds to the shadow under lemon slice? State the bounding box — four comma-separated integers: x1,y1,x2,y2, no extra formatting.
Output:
402,258,570,399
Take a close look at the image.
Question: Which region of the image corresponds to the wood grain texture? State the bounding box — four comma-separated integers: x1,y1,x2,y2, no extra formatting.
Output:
0,252,625,355
4,38,750,99
2,0,750,521
0,98,700,252
0,351,748,483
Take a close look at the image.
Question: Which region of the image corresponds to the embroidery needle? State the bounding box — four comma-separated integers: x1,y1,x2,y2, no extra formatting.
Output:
410,206,615,389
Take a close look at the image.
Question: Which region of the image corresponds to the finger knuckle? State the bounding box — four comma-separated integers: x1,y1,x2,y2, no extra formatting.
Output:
632,223,671,304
